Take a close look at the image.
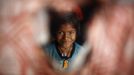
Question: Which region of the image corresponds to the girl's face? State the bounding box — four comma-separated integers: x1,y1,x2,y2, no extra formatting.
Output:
56,24,76,48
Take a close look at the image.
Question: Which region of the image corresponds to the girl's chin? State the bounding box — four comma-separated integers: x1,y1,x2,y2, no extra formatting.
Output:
62,44,72,48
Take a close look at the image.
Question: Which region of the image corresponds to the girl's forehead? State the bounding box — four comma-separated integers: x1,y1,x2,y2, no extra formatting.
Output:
59,23,76,29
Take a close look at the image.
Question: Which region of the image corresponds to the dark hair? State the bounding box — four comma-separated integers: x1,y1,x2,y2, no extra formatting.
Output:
49,12,80,39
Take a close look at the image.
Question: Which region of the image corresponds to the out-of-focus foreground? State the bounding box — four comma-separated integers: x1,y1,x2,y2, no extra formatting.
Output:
0,0,134,75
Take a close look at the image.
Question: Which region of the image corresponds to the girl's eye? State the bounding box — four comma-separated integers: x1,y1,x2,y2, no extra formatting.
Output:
69,31,75,34
58,31,64,35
